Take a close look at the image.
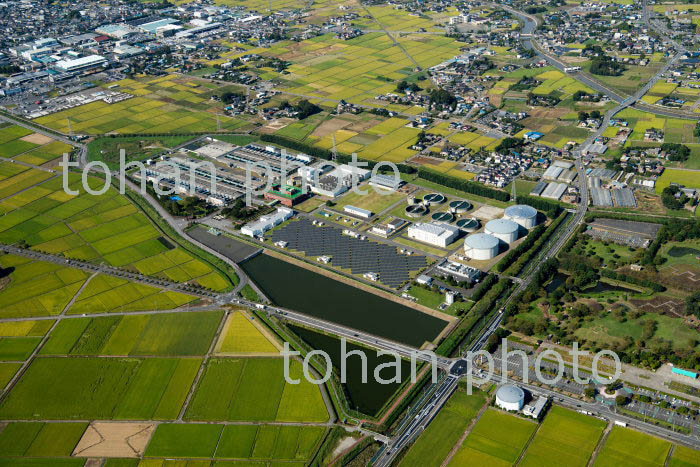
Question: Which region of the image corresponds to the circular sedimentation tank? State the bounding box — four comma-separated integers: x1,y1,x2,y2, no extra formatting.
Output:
423,193,446,204
431,211,454,222
464,233,500,260
405,204,427,218
495,384,525,411
449,200,472,213
504,204,538,229
485,218,520,244
456,217,480,232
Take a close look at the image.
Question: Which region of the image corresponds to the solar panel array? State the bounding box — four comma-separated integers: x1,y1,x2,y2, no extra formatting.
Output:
269,219,428,289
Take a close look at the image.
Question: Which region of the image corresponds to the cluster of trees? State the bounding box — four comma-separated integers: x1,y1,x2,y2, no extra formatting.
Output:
660,142,691,162
157,195,214,218
573,90,601,102
558,253,600,289
280,99,321,119
661,185,689,210
220,91,245,104
504,212,568,275
599,269,665,293
495,223,547,272
687,292,700,318
588,51,626,76
428,88,457,110
0,65,20,74
525,6,547,13
221,199,270,222
577,110,601,121
395,80,421,93
437,278,512,357
417,168,511,202
495,137,525,154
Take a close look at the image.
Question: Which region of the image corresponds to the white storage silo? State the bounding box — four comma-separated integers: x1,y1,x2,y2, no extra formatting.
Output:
504,204,538,229
485,218,519,244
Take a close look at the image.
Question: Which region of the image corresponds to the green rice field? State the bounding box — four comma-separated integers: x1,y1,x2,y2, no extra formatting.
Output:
0,422,87,457
184,357,330,422
0,170,231,291
0,357,201,420
448,408,537,466
41,311,223,356
400,388,488,466
520,406,606,467
594,426,671,467
145,423,326,461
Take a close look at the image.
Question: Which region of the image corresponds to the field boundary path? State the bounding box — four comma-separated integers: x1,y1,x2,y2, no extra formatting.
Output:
439,393,492,467
361,4,421,70
61,272,98,315
587,420,613,467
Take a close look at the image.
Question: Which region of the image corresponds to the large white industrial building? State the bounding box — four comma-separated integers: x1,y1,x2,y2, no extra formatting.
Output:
485,218,520,244
53,54,107,72
308,164,371,198
240,207,294,237
463,233,500,260
504,205,538,229
407,222,460,247
495,384,525,411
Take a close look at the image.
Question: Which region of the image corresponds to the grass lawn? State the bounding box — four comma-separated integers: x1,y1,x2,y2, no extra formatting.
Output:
520,406,606,467
335,185,405,215
448,408,537,466
659,240,700,268
86,135,194,169
669,444,700,467
400,388,488,466
406,286,470,316
594,426,671,467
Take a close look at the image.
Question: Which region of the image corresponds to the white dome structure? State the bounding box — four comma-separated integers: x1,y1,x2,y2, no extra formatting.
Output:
495,384,525,411
504,205,538,229
485,218,519,244
463,233,500,260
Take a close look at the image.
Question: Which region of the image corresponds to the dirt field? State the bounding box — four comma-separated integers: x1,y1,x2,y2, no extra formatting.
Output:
73,422,156,458
472,205,504,220
630,296,686,318
311,117,352,139
20,133,53,145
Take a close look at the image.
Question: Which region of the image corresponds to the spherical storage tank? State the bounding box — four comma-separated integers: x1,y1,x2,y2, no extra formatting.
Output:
504,204,538,229
485,218,519,244
463,233,500,260
495,384,525,411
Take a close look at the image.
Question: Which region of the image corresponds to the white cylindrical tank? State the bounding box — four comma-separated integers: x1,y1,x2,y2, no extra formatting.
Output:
485,218,519,244
495,384,525,411
504,204,538,229
463,233,500,260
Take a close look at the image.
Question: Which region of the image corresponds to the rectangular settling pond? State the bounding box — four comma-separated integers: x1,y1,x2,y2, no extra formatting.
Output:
240,254,448,347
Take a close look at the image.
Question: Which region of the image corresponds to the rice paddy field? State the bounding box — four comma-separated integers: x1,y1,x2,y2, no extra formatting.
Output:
33,75,250,135
612,108,700,145
0,170,231,292
519,406,606,467
0,422,88,458
655,167,700,194
0,356,202,420
184,357,330,422
276,112,426,163
145,423,326,462
447,408,537,466
594,425,672,467
0,125,74,165
40,311,223,356
400,388,488,466
265,32,465,108
215,311,280,355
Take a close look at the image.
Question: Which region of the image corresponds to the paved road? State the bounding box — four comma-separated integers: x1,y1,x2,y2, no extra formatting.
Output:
503,5,700,121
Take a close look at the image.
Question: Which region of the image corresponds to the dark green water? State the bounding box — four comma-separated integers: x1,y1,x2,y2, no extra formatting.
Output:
289,325,411,416
545,272,638,295
240,254,447,347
